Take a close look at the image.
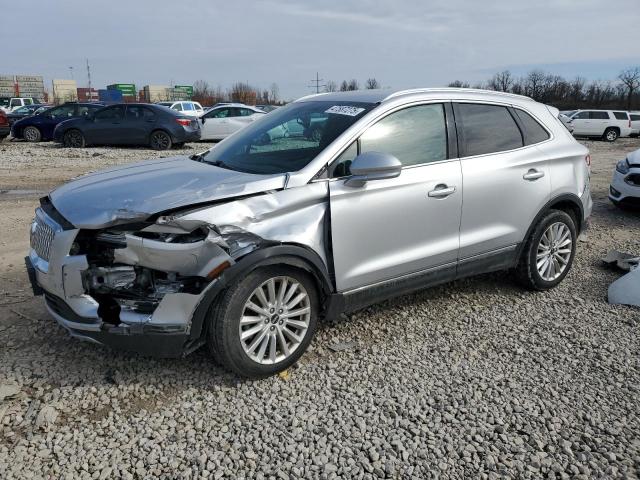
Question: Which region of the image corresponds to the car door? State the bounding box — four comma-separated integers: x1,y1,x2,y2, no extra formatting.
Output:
200,107,232,139
329,103,462,291
227,108,259,134
571,111,590,135
41,104,76,138
121,105,155,144
589,111,610,135
454,102,551,268
85,105,126,144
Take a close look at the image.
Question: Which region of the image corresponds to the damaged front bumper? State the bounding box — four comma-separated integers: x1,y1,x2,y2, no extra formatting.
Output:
26,207,221,357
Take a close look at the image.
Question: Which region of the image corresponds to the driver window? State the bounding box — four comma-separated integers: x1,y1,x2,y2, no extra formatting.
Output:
330,142,358,178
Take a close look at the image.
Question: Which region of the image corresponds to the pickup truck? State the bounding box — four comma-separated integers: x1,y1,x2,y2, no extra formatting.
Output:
0,97,36,113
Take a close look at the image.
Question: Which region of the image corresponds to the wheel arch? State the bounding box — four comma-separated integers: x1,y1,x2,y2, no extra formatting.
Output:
516,193,584,262
186,244,333,348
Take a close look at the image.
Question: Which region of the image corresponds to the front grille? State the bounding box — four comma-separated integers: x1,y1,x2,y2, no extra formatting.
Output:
31,215,56,261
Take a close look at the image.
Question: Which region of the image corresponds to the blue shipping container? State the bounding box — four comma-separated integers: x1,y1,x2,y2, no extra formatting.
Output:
98,89,123,102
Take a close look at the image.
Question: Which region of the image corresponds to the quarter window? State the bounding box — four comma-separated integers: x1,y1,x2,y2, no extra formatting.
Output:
513,109,550,145
457,103,523,156
613,111,628,120
359,104,447,167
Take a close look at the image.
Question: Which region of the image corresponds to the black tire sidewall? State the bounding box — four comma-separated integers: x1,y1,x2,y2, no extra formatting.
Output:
525,210,577,289
150,130,172,150
24,126,41,142
604,128,618,142
64,130,84,148
209,266,319,378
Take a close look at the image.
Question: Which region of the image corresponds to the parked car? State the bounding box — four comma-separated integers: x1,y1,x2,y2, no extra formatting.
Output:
609,148,640,207
6,104,50,126
256,105,279,113
198,103,265,140
11,102,104,142
566,109,632,141
0,110,10,141
156,101,204,117
629,111,640,137
0,97,36,113
53,103,201,150
558,113,574,133
26,88,591,378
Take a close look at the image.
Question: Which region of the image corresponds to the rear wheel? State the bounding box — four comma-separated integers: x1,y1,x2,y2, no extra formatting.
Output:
150,130,172,150
516,210,577,290
603,128,618,142
63,129,85,148
23,126,41,142
207,266,319,378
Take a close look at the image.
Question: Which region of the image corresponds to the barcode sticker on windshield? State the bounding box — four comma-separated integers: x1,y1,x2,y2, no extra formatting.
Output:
325,105,365,116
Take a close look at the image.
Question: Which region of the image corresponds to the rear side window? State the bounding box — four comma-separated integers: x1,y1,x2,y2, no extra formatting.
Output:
183,102,195,111
513,109,550,145
360,104,447,167
590,111,609,120
613,111,629,120
456,103,523,157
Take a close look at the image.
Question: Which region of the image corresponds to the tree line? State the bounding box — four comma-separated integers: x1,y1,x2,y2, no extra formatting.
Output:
448,67,640,110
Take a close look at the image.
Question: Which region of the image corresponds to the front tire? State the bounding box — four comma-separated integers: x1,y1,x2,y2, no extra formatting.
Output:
23,126,41,142
603,128,618,142
207,267,319,378
150,130,172,150
516,210,577,290
63,129,85,148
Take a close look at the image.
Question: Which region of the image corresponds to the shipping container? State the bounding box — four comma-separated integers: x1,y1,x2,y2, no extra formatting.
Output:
98,89,123,102
77,88,100,102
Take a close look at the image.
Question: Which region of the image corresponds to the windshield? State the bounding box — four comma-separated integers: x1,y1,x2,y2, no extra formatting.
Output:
202,100,374,174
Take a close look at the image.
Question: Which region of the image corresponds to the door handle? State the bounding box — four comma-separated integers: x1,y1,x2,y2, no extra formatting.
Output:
428,184,456,198
523,169,545,181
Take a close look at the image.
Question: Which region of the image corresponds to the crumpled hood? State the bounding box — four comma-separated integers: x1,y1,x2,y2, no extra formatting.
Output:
50,156,286,229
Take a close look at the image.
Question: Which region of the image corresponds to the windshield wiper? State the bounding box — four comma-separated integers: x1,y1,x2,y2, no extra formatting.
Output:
189,152,205,162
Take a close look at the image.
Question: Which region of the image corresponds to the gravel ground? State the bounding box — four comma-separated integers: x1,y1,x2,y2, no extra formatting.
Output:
0,138,639,479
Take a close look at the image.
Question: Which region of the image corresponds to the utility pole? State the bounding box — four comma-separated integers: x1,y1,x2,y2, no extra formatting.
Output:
308,72,325,93
86,59,92,91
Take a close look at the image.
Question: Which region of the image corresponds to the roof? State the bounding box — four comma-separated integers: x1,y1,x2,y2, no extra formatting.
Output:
295,87,535,105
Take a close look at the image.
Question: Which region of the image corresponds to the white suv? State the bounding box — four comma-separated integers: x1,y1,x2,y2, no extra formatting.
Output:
157,101,204,117
629,111,640,137
567,109,632,142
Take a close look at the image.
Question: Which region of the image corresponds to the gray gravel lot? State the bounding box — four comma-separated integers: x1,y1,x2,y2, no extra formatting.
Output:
0,138,639,479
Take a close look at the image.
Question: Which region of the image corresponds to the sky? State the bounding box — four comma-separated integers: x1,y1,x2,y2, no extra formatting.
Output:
5,0,640,100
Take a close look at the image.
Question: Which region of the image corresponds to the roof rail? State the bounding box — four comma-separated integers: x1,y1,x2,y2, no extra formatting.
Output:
383,87,533,102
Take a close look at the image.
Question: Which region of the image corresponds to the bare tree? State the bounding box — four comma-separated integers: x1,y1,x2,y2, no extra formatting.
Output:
365,78,380,89
229,82,257,105
618,67,640,110
487,70,513,92
339,80,349,92
269,83,279,104
347,79,359,91
448,80,470,88
192,79,213,105
324,80,338,92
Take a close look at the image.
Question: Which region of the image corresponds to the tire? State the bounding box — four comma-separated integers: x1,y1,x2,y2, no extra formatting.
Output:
150,130,172,150
63,129,85,148
603,128,618,142
516,209,577,290
207,266,319,378
23,126,41,142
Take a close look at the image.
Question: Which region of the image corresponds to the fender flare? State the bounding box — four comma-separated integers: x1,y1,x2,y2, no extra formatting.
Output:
185,244,333,347
515,193,585,261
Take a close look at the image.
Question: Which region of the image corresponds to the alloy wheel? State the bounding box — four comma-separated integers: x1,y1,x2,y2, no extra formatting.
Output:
24,127,40,142
238,276,311,365
151,132,170,150
536,222,572,281
606,130,617,141
65,131,83,148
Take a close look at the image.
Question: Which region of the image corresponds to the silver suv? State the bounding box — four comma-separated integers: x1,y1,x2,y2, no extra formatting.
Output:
27,88,592,377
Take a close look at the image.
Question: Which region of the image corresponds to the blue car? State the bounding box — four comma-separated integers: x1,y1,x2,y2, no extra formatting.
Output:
11,102,104,142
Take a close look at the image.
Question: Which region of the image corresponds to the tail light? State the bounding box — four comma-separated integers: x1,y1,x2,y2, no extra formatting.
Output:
176,118,190,127
629,119,632,128
585,154,591,168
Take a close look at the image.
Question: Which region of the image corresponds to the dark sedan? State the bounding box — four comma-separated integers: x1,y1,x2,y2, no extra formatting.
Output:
6,104,51,126
53,103,201,150
11,102,104,142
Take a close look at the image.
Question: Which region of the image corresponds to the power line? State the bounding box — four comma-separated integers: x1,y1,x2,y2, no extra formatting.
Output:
307,72,325,93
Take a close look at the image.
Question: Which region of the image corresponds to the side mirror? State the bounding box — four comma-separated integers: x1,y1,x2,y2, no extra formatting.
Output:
344,151,402,187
